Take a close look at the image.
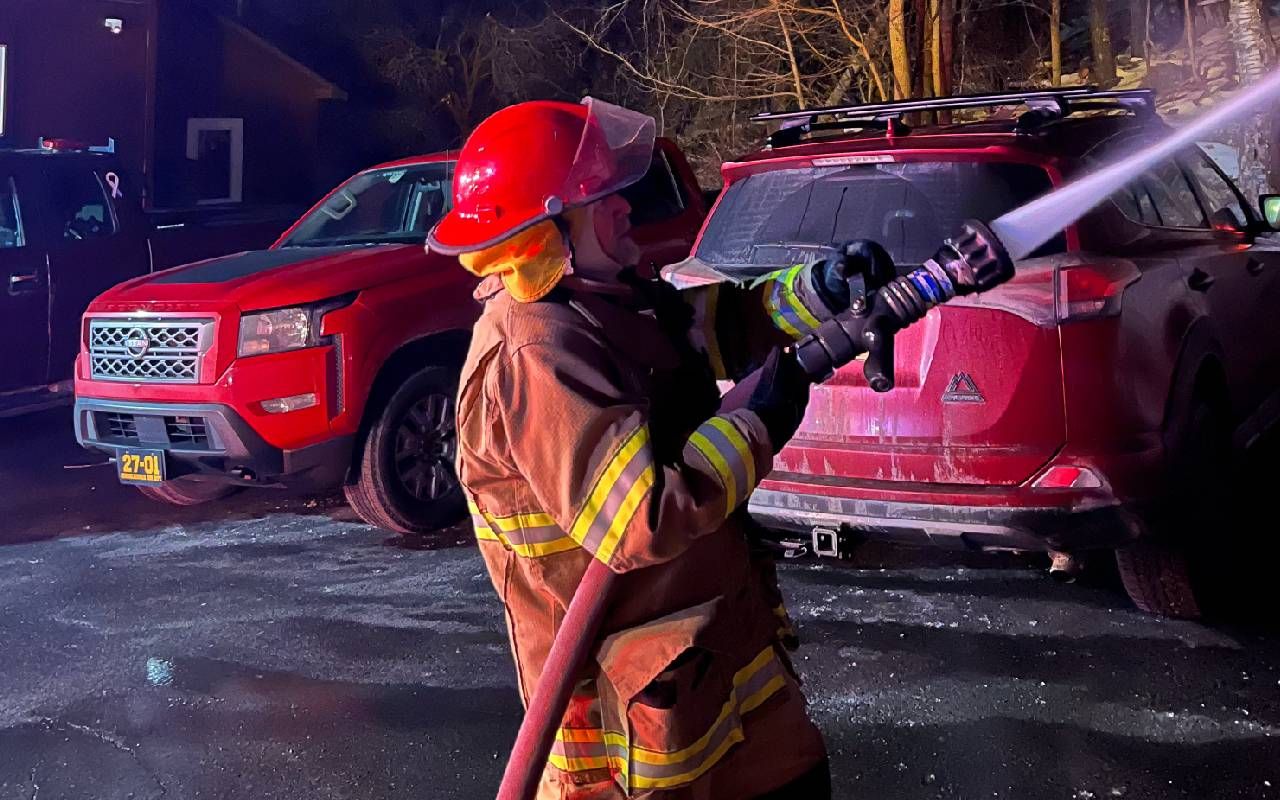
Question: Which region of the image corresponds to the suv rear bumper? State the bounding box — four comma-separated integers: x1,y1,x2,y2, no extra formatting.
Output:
748,488,1143,552
74,398,352,489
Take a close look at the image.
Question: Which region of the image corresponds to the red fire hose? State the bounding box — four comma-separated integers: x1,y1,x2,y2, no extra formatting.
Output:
496,559,618,800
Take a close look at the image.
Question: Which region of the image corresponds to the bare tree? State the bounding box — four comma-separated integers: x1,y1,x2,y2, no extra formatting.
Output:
1051,0,1062,85
890,0,912,98
1128,0,1146,57
1184,0,1199,76
1228,0,1276,198
366,14,500,137
1089,0,1117,86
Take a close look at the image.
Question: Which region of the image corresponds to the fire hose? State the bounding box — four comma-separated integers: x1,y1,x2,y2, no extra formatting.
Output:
495,219,1015,800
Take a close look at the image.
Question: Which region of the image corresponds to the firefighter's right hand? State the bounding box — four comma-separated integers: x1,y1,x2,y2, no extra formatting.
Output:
747,347,811,452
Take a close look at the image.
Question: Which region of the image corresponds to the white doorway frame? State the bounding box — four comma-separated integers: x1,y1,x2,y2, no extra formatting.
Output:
0,45,9,138
185,117,244,204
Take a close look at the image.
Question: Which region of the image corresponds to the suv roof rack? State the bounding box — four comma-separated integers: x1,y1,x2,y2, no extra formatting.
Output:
755,87,1155,147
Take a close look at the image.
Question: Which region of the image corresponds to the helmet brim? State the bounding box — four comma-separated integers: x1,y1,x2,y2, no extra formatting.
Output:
427,207,550,256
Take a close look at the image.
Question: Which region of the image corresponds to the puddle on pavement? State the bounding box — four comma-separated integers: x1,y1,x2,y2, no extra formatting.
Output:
138,655,520,729
382,530,473,551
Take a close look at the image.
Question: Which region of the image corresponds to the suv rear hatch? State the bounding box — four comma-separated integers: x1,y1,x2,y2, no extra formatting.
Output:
698,154,1067,489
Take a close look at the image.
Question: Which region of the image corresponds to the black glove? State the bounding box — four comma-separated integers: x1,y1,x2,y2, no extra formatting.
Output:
811,239,896,313
747,347,812,451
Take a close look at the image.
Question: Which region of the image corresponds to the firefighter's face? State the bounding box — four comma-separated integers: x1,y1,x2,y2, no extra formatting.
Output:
592,194,640,267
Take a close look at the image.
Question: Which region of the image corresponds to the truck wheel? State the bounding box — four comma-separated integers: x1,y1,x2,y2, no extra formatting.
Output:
1114,540,1200,619
137,479,237,506
345,366,465,534
1116,390,1229,619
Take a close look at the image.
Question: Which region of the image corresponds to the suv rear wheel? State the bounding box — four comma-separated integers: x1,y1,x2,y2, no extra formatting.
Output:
1116,388,1231,619
137,478,237,506
345,366,465,534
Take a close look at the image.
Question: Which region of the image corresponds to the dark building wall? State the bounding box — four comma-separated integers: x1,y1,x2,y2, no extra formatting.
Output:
0,0,159,187
216,18,326,206
151,3,339,207
150,0,225,207
2,0,341,210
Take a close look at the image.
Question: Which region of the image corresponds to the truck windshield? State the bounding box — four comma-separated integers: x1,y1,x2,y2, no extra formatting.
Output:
282,162,454,248
696,160,1061,275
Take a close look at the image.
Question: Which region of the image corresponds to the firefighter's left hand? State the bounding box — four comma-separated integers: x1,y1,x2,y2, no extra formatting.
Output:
811,239,895,313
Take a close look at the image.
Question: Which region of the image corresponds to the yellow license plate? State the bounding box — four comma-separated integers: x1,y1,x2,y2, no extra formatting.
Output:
117,449,166,484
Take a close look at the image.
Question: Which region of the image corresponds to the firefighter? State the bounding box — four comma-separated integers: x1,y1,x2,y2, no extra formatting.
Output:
428,98,891,799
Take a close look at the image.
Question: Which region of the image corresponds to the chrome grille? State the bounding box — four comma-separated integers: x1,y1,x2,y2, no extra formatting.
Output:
88,319,212,383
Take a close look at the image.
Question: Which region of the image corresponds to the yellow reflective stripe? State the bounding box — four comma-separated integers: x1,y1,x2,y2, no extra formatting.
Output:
764,264,821,338
705,416,755,495
702,286,728,379
518,538,579,558
550,727,629,775
570,426,649,545
469,498,575,557
630,647,774,765
625,647,788,790
595,464,655,565
557,727,604,743
632,729,745,790
766,294,803,339
688,430,735,510
740,674,787,715
487,510,557,532
772,603,796,639
782,264,822,331
548,753,625,773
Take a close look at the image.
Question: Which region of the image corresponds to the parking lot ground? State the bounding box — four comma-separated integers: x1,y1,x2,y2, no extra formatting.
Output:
2,407,1279,799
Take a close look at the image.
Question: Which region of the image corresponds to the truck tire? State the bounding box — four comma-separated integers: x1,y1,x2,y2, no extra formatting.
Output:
345,366,465,534
1115,388,1229,619
137,479,237,506
1115,540,1200,619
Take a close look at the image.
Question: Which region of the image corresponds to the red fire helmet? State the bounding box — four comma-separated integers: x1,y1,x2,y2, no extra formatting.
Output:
427,97,656,255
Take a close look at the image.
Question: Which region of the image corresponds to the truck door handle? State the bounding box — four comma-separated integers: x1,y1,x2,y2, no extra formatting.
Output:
1246,258,1264,276
1188,268,1215,292
7,272,40,295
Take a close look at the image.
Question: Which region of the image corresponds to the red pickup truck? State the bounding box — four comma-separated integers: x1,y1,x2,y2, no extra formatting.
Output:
73,141,706,533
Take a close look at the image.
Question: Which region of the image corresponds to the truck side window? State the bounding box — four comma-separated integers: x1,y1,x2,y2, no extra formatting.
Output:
1111,182,1161,226
1182,148,1249,228
1141,160,1208,229
49,167,118,241
621,150,686,226
0,176,24,249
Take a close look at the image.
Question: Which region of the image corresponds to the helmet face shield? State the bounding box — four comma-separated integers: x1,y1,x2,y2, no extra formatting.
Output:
561,97,657,209
428,97,657,256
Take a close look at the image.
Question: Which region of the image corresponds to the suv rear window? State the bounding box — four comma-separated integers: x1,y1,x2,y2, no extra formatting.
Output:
696,160,1060,273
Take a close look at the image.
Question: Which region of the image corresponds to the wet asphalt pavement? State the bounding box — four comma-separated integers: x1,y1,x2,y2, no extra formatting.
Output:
2,407,1279,799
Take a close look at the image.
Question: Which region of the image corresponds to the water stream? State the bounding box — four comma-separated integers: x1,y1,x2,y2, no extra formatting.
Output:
991,69,1280,260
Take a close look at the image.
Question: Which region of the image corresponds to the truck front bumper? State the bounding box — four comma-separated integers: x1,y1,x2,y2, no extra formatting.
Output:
748,488,1143,553
74,398,352,489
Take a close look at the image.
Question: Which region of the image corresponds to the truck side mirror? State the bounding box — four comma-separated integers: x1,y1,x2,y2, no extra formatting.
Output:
1260,194,1280,230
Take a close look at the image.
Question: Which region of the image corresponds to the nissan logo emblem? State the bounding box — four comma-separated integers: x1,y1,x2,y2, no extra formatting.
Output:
124,328,150,359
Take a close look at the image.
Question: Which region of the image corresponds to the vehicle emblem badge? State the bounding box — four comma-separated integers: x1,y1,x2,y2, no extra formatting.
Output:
942,372,984,403
124,328,151,359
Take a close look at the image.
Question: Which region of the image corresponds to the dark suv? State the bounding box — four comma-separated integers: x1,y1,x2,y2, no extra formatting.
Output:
0,142,287,417
667,88,1280,618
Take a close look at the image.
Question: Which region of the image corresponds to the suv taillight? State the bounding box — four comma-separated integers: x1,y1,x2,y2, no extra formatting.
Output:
948,257,1138,327
1055,261,1140,322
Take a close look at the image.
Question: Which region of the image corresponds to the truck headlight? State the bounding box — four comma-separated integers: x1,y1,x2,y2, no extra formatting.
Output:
237,295,355,357
238,308,314,356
